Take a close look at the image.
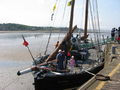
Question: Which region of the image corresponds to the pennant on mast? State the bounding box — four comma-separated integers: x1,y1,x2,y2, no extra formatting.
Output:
68,0,72,6
53,3,57,11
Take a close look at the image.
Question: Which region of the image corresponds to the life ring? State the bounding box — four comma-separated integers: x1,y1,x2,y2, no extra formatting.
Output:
71,37,77,44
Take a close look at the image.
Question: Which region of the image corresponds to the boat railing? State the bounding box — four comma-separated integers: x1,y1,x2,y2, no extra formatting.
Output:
79,37,113,49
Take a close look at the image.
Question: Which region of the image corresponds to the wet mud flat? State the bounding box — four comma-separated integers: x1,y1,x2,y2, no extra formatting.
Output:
0,32,50,90
0,66,34,90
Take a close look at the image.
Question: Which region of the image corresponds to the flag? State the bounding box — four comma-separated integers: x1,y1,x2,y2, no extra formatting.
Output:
23,40,29,47
68,0,72,6
22,35,29,47
53,3,56,11
51,13,54,21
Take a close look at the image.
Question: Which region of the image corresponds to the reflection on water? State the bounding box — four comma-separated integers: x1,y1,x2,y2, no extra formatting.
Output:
0,32,65,67
0,33,43,39
0,60,31,67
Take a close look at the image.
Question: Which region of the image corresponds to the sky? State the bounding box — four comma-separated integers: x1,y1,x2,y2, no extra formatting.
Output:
0,0,120,30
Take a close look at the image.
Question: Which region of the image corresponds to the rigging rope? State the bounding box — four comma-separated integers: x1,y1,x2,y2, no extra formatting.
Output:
2,77,19,90
95,0,101,42
93,0,101,52
90,0,100,45
89,0,97,43
92,0,99,42
44,0,59,55
38,35,45,56
44,29,52,55
89,0,102,58
58,0,68,41
95,0,102,58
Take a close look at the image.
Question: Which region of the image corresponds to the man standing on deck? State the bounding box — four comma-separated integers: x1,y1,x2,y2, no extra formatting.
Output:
116,27,120,43
111,28,115,40
56,49,66,70
118,27,120,36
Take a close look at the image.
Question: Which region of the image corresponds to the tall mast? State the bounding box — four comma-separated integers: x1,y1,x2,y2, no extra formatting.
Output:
83,0,89,39
45,0,76,62
68,0,75,34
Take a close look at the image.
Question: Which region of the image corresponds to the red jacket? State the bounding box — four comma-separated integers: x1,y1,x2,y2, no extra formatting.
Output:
116,37,120,41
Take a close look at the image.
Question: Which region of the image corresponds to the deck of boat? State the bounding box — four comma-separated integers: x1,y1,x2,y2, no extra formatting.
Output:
78,42,120,90
58,48,102,74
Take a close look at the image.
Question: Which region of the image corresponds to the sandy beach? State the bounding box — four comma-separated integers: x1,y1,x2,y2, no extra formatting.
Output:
0,41,35,90
0,67,34,90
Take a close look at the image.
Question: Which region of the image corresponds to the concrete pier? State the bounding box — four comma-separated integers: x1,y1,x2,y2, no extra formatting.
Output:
78,43,120,90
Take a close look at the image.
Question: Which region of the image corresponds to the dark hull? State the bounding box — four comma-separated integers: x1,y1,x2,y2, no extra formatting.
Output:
34,62,104,90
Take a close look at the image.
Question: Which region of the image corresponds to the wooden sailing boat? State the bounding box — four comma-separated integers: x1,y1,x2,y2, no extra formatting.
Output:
17,0,105,89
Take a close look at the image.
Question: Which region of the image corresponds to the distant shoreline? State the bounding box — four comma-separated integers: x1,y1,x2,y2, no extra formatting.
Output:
0,30,68,33
0,23,109,33
0,30,107,33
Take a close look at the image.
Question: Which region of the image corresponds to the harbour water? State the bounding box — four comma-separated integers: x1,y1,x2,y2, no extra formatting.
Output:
0,32,110,90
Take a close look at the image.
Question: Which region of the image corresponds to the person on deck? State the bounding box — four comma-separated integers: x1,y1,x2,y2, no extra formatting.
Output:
67,51,71,60
116,27,120,43
111,28,115,40
54,41,59,48
117,35,120,43
118,27,120,36
56,49,66,70
69,56,75,73
115,28,118,42
62,50,67,69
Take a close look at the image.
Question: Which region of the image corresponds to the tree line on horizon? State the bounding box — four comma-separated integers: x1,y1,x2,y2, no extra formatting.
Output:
0,23,107,33
0,23,81,31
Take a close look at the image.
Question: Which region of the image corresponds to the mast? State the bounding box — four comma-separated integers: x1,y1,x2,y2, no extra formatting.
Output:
45,0,76,62
82,0,89,40
68,0,75,34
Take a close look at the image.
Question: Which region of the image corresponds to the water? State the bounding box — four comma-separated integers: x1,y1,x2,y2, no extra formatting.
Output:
0,32,110,62
0,32,65,90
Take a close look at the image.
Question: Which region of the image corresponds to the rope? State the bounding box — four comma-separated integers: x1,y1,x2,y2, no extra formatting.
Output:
84,70,110,81
81,0,85,30
95,0,103,59
38,35,45,56
89,0,102,59
44,29,52,55
89,0,96,43
44,0,60,55
58,0,68,41
2,77,19,90
93,0,100,44
93,0,100,45
95,0,101,42
90,0,100,43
